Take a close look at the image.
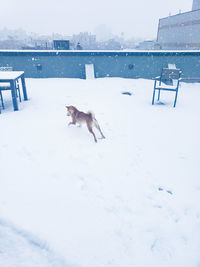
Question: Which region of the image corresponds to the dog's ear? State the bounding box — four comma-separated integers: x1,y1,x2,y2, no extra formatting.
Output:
65,105,69,109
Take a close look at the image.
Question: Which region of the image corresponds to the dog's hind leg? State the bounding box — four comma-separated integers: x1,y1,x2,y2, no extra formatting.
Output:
93,119,105,139
87,122,97,143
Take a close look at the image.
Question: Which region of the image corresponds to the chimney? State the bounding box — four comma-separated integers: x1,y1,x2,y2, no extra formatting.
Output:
192,0,200,10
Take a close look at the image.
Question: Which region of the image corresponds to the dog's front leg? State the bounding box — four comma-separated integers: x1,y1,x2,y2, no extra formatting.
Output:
68,118,76,126
68,121,76,126
68,113,77,126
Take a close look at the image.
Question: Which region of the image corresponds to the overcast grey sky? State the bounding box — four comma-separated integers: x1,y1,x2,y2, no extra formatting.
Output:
0,0,192,39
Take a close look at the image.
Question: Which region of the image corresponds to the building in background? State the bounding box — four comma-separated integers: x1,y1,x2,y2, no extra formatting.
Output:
72,32,96,50
157,0,200,50
192,0,200,10
136,40,159,50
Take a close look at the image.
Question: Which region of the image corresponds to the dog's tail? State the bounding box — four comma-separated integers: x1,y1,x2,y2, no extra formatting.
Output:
87,110,95,119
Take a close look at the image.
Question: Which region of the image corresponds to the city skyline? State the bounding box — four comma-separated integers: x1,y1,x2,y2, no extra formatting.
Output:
0,0,192,39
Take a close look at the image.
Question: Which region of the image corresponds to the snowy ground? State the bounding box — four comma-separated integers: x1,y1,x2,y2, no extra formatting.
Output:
0,77,200,267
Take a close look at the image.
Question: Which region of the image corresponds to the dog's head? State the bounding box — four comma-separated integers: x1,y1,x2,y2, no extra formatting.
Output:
65,105,76,116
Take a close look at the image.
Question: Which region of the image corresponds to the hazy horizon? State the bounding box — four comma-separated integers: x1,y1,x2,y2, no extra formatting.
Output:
0,0,192,40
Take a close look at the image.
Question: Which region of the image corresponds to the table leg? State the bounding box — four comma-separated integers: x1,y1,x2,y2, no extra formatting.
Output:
21,74,28,100
0,90,4,109
10,80,19,111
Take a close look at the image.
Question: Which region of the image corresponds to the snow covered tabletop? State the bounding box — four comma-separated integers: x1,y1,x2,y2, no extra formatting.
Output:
0,71,24,80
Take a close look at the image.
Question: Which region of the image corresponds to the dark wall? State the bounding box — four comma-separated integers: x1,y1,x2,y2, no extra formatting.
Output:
0,50,200,80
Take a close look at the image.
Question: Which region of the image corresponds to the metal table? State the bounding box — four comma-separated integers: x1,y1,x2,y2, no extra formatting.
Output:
0,71,28,111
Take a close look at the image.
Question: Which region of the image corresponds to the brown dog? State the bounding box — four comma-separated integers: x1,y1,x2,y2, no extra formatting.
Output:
66,105,105,142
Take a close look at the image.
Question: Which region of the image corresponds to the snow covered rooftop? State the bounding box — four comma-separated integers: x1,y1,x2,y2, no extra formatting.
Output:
0,77,200,267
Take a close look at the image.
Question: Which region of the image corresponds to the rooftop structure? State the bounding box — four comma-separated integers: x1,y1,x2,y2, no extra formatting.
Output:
53,40,70,50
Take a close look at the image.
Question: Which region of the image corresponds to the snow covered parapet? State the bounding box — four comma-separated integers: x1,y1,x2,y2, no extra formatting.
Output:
0,50,200,81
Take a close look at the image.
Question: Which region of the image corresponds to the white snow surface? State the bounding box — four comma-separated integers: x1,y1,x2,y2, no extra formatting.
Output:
0,77,200,267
